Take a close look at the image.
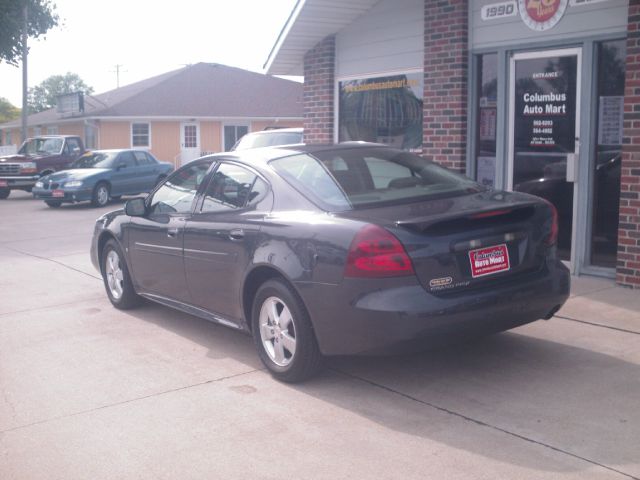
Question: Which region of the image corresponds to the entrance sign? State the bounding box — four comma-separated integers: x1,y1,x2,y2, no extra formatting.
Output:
518,0,569,31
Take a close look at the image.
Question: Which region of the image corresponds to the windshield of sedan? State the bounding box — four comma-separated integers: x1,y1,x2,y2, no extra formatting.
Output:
18,137,63,155
71,152,117,169
270,147,485,211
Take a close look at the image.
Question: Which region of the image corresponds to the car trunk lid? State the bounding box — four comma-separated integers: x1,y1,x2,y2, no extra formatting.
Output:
335,191,553,294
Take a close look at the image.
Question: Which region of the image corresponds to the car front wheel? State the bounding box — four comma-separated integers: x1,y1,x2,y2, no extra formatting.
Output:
101,239,140,310
252,279,322,383
45,200,62,208
0,188,10,199
92,182,110,207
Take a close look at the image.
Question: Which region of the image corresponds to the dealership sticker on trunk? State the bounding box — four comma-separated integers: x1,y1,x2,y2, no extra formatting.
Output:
0,180,7,187
469,244,510,278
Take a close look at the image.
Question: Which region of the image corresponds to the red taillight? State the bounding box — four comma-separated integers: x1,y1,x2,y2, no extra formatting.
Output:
345,225,415,278
544,201,559,246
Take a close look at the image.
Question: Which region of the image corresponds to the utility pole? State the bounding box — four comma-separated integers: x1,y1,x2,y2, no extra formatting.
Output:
21,3,28,143
110,64,126,88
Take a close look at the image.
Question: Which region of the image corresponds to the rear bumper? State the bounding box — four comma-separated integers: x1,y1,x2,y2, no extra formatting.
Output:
296,259,570,356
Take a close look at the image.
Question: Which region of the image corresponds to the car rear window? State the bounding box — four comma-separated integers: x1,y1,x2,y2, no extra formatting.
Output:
270,147,484,211
234,132,303,150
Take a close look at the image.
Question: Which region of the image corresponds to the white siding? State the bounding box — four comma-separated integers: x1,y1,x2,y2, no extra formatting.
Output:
471,0,629,50
336,0,423,78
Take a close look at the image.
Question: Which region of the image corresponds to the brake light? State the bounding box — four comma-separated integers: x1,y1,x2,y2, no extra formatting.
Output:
345,225,415,278
470,209,512,219
543,200,559,246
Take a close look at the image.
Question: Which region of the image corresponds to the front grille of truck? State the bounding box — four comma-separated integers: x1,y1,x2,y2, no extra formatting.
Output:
0,164,21,175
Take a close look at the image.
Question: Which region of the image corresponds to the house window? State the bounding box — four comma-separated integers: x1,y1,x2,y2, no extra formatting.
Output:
47,126,58,135
338,72,424,152
33,127,42,136
223,125,248,151
6,131,12,145
131,122,150,147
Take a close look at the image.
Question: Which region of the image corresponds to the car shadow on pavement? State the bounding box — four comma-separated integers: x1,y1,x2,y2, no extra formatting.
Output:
125,301,639,476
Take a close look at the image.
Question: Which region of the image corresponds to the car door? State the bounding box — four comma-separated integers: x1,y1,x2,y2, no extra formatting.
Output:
110,151,138,196
183,162,272,324
127,160,213,303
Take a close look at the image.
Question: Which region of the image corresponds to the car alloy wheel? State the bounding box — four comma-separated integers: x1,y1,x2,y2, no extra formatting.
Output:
259,296,297,367
105,250,124,300
92,183,110,207
252,279,322,382
101,239,140,310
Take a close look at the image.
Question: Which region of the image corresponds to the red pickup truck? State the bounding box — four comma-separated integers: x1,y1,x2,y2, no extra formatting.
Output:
0,135,86,199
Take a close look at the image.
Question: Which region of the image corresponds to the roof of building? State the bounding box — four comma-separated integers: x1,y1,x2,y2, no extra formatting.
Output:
1,63,303,128
263,0,380,75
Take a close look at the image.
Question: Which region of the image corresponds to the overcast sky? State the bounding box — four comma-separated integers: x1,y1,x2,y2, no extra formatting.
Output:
0,0,298,107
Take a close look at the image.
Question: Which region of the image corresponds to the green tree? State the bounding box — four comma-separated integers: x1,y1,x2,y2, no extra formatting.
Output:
0,0,59,66
0,97,21,122
28,72,94,113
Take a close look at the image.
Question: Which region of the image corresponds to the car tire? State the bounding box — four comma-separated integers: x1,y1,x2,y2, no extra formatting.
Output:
45,200,62,208
91,182,110,207
251,279,322,383
0,188,10,199
101,239,140,310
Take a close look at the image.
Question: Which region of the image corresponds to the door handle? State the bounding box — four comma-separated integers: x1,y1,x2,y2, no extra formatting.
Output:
229,228,245,240
167,228,179,238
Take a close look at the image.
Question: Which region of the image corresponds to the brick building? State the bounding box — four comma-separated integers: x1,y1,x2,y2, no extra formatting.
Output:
264,0,640,288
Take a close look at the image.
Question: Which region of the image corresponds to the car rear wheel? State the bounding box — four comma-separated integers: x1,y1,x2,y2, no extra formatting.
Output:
91,182,110,207
0,188,9,199
45,200,62,208
252,279,322,383
102,239,140,310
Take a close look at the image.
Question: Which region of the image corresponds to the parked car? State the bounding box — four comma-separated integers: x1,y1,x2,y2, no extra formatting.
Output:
0,135,86,199
33,149,173,208
90,144,570,382
231,127,303,151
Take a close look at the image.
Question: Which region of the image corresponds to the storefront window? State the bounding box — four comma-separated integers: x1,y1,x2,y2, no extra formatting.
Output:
591,40,625,268
475,54,498,187
338,73,423,152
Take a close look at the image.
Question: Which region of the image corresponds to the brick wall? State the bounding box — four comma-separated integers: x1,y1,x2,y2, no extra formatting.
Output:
303,35,335,144
619,0,640,288
423,0,468,173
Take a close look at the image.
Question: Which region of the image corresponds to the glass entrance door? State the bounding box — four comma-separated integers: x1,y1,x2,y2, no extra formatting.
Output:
509,48,581,263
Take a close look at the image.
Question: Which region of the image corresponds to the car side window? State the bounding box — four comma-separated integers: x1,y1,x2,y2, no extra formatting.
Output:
134,151,152,165
200,163,265,213
66,138,81,154
149,162,212,215
118,151,137,168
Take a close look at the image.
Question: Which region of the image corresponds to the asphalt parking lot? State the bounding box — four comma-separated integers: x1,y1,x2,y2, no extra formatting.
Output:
1,190,639,480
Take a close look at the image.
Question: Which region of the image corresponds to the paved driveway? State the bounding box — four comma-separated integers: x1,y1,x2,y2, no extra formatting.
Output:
1,191,639,480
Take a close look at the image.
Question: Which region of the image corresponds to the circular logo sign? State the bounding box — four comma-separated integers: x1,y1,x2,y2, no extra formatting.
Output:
518,0,568,31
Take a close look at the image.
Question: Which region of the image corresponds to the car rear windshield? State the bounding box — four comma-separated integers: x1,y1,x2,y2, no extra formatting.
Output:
234,132,303,151
270,147,484,211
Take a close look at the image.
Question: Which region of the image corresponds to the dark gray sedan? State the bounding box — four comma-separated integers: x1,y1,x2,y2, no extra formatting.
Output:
90,144,570,382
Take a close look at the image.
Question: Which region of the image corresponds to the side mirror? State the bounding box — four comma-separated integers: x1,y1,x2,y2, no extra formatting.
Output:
125,198,147,217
